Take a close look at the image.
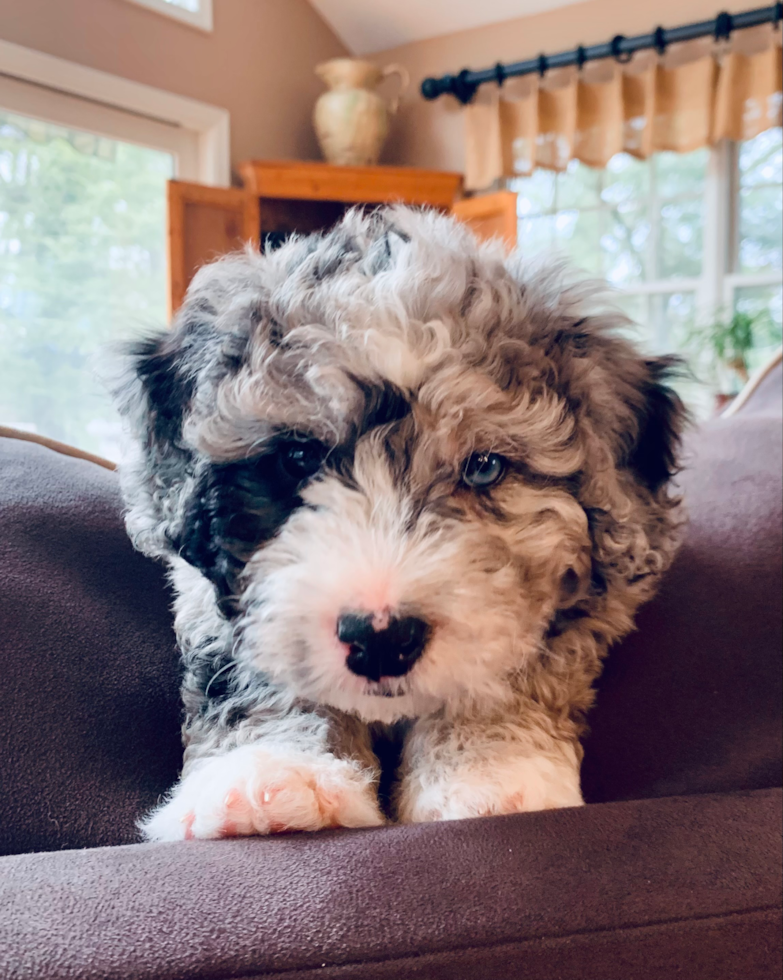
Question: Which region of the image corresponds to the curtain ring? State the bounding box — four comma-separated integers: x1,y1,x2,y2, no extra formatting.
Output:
714,11,733,42
575,45,587,71
493,62,506,87
537,52,548,76
610,34,633,63
653,26,668,56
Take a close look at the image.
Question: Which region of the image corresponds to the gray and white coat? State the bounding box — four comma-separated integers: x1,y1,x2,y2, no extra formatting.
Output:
113,206,685,839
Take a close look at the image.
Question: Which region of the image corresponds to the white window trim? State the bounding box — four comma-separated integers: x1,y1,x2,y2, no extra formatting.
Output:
718,138,782,312
120,0,213,33
0,73,200,177
0,38,229,186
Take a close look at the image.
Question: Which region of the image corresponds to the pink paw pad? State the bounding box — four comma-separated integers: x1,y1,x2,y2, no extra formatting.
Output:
502,791,526,812
223,789,244,810
180,811,195,840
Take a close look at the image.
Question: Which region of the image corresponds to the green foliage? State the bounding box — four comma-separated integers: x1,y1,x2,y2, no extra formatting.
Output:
686,306,781,392
0,111,171,458
513,148,709,287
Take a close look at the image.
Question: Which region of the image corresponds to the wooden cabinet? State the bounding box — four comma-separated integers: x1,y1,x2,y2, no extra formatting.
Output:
237,160,462,209
167,161,517,314
167,181,260,317
452,191,518,252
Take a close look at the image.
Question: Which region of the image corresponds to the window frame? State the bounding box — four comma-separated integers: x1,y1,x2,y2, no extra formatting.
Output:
119,0,213,32
512,133,782,335
0,37,229,186
720,138,782,313
0,74,198,179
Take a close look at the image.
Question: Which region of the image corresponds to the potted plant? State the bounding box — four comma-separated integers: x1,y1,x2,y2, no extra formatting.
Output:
686,308,776,412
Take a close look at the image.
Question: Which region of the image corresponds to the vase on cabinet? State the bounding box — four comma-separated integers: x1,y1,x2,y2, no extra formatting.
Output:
313,58,409,166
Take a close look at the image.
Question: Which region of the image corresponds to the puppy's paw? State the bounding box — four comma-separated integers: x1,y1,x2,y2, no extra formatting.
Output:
398,752,583,823
141,743,384,841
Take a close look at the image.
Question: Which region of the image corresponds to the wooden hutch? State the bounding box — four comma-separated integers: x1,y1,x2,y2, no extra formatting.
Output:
166,160,516,315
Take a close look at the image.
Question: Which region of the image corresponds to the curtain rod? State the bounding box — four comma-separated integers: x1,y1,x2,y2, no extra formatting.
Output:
420,4,782,104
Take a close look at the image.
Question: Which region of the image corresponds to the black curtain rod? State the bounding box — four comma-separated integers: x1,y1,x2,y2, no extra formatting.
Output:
421,4,782,103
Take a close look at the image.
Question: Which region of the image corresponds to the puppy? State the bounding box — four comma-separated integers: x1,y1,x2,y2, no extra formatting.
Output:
114,206,685,840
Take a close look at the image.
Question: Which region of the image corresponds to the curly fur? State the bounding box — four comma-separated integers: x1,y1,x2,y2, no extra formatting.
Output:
113,206,685,839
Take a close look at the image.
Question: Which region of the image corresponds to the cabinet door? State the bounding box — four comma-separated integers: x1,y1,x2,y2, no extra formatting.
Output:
451,191,517,251
167,180,260,316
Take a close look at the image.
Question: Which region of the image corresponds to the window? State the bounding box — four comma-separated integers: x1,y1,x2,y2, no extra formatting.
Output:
0,40,230,460
0,112,172,461
511,129,783,414
121,0,213,31
729,130,782,352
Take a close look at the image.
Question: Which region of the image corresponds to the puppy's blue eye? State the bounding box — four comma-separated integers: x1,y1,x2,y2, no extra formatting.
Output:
462,452,506,488
280,440,325,480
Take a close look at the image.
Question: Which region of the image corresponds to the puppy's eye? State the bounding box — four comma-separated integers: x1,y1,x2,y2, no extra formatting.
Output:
279,440,326,480
462,451,506,488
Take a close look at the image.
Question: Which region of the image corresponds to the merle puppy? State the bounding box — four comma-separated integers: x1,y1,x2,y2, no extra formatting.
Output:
115,206,685,840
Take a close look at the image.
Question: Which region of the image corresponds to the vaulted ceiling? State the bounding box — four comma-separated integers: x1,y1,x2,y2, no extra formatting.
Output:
308,0,584,55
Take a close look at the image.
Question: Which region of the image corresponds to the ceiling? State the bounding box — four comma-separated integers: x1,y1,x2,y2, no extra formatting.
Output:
308,0,584,55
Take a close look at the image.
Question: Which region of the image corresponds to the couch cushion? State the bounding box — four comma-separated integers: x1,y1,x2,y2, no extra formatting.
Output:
0,436,182,856
581,411,783,802
0,789,780,980
738,356,782,416
0,406,781,854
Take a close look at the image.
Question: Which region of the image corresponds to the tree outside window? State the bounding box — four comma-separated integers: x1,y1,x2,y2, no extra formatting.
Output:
0,111,173,460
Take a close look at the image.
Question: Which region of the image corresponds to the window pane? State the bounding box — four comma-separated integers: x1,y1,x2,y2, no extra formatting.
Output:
652,291,697,350
739,127,782,187
657,199,703,278
517,214,556,258
602,205,648,286
738,184,783,273
654,148,708,199
734,284,783,373
514,150,708,283
612,291,647,325
556,158,601,209
737,128,783,274
0,111,172,461
602,153,649,206
514,169,556,216
614,291,696,351
608,292,648,347
555,208,602,274
616,291,711,416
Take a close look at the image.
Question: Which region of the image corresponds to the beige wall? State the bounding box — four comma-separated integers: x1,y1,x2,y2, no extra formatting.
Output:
0,0,347,176
373,0,726,173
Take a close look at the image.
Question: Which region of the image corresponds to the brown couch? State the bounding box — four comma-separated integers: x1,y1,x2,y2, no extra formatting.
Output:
0,366,781,980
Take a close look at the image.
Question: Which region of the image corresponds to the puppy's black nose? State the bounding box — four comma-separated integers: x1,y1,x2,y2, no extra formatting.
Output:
337,613,430,682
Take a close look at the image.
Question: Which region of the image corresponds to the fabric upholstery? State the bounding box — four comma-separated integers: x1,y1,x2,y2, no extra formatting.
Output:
0,386,781,979
581,412,783,802
2,404,781,855
735,357,782,416
0,437,181,857
1,789,780,980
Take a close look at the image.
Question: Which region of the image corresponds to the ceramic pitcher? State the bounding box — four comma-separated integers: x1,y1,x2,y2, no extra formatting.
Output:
313,58,409,166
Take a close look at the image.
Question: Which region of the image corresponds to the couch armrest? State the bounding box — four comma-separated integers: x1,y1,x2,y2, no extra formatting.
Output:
1,788,780,980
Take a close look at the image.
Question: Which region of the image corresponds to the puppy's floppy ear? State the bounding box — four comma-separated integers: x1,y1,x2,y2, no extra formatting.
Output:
127,330,197,452
112,310,227,559
122,310,226,455
623,355,688,493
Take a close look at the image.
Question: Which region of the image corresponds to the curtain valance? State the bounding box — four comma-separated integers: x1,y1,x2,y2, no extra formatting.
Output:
465,25,782,189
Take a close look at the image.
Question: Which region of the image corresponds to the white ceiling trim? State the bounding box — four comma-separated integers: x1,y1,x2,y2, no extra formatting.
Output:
308,0,584,55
